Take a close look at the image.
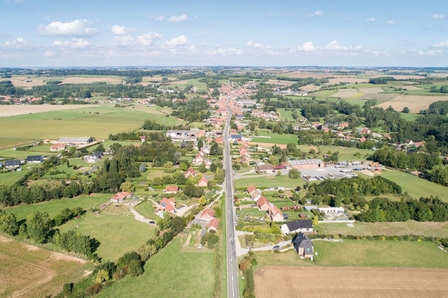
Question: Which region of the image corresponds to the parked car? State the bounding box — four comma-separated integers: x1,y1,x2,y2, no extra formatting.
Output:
148,220,156,224
272,245,280,250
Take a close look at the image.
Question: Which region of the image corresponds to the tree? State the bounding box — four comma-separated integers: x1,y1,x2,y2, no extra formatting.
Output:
214,168,225,184
210,143,219,155
163,161,175,173
170,216,186,234
95,143,105,152
128,259,143,277
95,269,110,284
313,215,319,225
120,181,134,193
27,211,52,243
402,107,410,113
0,212,18,236
199,162,207,173
197,139,204,150
199,196,207,206
288,168,301,179
269,155,279,165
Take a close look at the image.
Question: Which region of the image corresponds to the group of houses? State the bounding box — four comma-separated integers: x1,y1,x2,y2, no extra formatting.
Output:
198,207,220,232
238,142,251,165
246,185,286,222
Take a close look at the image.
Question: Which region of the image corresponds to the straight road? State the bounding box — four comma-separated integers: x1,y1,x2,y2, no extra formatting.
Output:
223,106,240,298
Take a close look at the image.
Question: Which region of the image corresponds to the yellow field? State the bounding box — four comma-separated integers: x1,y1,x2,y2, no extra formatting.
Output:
377,94,448,112
0,104,97,117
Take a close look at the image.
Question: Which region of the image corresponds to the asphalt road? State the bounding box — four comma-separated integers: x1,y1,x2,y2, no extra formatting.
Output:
223,106,240,298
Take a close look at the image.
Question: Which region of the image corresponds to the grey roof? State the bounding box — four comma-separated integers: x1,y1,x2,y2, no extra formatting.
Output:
289,159,323,166
286,220,313,232
292,232,313,254
58,137,94,144
5,159,21,167
26,155,43,162
256,164,273,171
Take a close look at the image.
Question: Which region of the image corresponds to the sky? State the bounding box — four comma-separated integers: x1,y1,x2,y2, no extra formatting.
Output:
1,0,448,67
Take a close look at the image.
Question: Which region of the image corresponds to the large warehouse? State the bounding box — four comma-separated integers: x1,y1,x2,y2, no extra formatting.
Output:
288,159,323,170
58,137,94,145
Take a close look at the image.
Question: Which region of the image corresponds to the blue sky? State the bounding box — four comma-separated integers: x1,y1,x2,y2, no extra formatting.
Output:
1,0,447,67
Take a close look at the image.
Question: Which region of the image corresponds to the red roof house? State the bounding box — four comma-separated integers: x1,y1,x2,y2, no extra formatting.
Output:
160,197,176,212
164,185,179,194
197,176,208,187
185,167,197,178
111,192,132,203
199,207,215,221
256,196,271,211
208,218,220,232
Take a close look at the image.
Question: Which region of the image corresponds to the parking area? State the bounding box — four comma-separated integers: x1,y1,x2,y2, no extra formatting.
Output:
300,161,371,181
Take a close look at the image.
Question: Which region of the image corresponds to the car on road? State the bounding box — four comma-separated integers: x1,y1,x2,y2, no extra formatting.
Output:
148,220,155,224
272,245,280,250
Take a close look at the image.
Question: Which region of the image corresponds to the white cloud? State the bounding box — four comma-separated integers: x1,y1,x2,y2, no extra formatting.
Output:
1,37,35,49
111,25,135,35
247,41,264,48
168,14,188,23
196,32,206,36
38,19,97,37
298,41,315,52
52,38,90,49
386,20,395,25
433,40,448,48
44,51,55,57
137,32,162,45
309,10,322,17
205,47,243,56
111,35,134,46
151,14,188,23
164,35,188,46
366,17,376,22
432,14,445,20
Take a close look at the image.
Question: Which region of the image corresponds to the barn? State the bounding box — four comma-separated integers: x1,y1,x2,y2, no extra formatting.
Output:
288,159,323,170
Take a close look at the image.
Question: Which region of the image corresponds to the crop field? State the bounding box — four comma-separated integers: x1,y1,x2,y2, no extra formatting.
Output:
58,204,156,262
377,94,448,112
255,266,448,298
0,236,90,298
0,167,34,186
359,87,384,94
360,93,399,101
316,221,448,238
167,78,208,91
97,238,214,298
266,79,295,86
380,170,448,201
329,88,359,98
327,77,368,84
0,105,183,148
61,76,123,84
0,104,98,117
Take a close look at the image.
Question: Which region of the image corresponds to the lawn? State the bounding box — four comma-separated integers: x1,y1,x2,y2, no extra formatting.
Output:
380,170,448,201
314,239,448,268
254,249,314,267
5,194,111,221
0,105,183,148
0,167,33,186
135,200,159,221
234,175,304,189
97,237,214,298
277,108,298,122
400,112,423,121
58,204,156,262
316,221,448,238
251,131,298,145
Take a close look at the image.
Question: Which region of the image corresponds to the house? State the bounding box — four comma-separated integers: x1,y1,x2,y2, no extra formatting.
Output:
268,206,285,222
160,197,176,212
256,163,274,173
193,152,205,165
247,185,257,195
5,159,21,169
281,220,313,235
164,185,179,194
58,137,94,145
292,232,314,259
250,190,262,201
256,196,270,211
197,176,208,187
84,152,103,163
26,155,43,164
199,207,215,221
139,135,147,143
208,218,220,232
50,144,66,151
185,167,197,178
111,192,132,203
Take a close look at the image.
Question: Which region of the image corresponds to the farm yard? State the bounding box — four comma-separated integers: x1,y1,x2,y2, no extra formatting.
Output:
0,237,91,298
255,266,448,298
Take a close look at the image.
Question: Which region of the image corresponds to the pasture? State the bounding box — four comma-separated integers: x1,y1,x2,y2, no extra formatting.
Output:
0,105,183,148
255,266,448,298
0,237,90,298
251,131,298,145
134,200,159,221
97,238,214,298
58,204,156,262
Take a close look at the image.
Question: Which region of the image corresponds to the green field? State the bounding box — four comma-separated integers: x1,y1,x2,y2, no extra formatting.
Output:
317,146,373,161
380,170,448,201
277,108,299,122
316,221,448,238
254,249,314,266
97,237,214,298
0,105,183,148
400,113,423,121
314,239,448,268
168,78,208,92
5,194,110,221
58,204,156,261
0,167,33,186
234,175,304,189
251,131,298,145
135,200,159,221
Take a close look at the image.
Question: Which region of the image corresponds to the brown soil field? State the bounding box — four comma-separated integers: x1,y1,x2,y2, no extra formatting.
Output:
10,78,47,88
330,89,359,98
0,104,98,117
0,236,88,298
266,80,295,86
359,87,384,94
281,72,328,79
360,93,399,101
328,77,368,84
394,85,425,90
301,84,321,92
61,77,122,84
255,266,448,298
377,95,448,112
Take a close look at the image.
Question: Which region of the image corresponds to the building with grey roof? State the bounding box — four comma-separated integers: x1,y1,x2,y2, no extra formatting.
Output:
288,159,323,170
58,137,94,145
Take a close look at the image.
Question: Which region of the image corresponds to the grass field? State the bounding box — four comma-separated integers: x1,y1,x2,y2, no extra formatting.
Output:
314,239,448,267
400,112,423,121
97,237,214,298
0,167,34,186
316,221,448,238
0,237,91,298
0,105,183,148
234,175,304,189
134,200,159,221
254,249,314,267
380,170,448,201
317,146,373,161
277,108,297,122
251,131,298,145
58,204,156,262
5,194,110,221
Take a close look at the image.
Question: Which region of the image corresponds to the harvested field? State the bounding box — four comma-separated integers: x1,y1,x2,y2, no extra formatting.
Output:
0,236,90,298
61,77,122,84
10,78,47,88
377,95,448,112
329,89,359,98
359,87,384,94
394,85,425,90
265,79,295,86
281,72,327,78
301,84,321,91
0,104,98,117
255,266,448,298
360,93,399,101
328,77,368,84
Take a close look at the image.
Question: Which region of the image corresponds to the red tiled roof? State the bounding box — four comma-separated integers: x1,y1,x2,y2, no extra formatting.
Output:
165,185,179,192
200,207,215,218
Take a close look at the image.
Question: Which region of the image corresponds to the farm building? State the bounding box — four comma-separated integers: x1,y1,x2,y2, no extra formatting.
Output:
5,159,21,169
281,220,313,235
58,137,94,145
318,207,345,214
292,232,314,259
111,192,132,203
256,163,274,173
288,159,323,170
26,155,43,163
50,144,66,151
